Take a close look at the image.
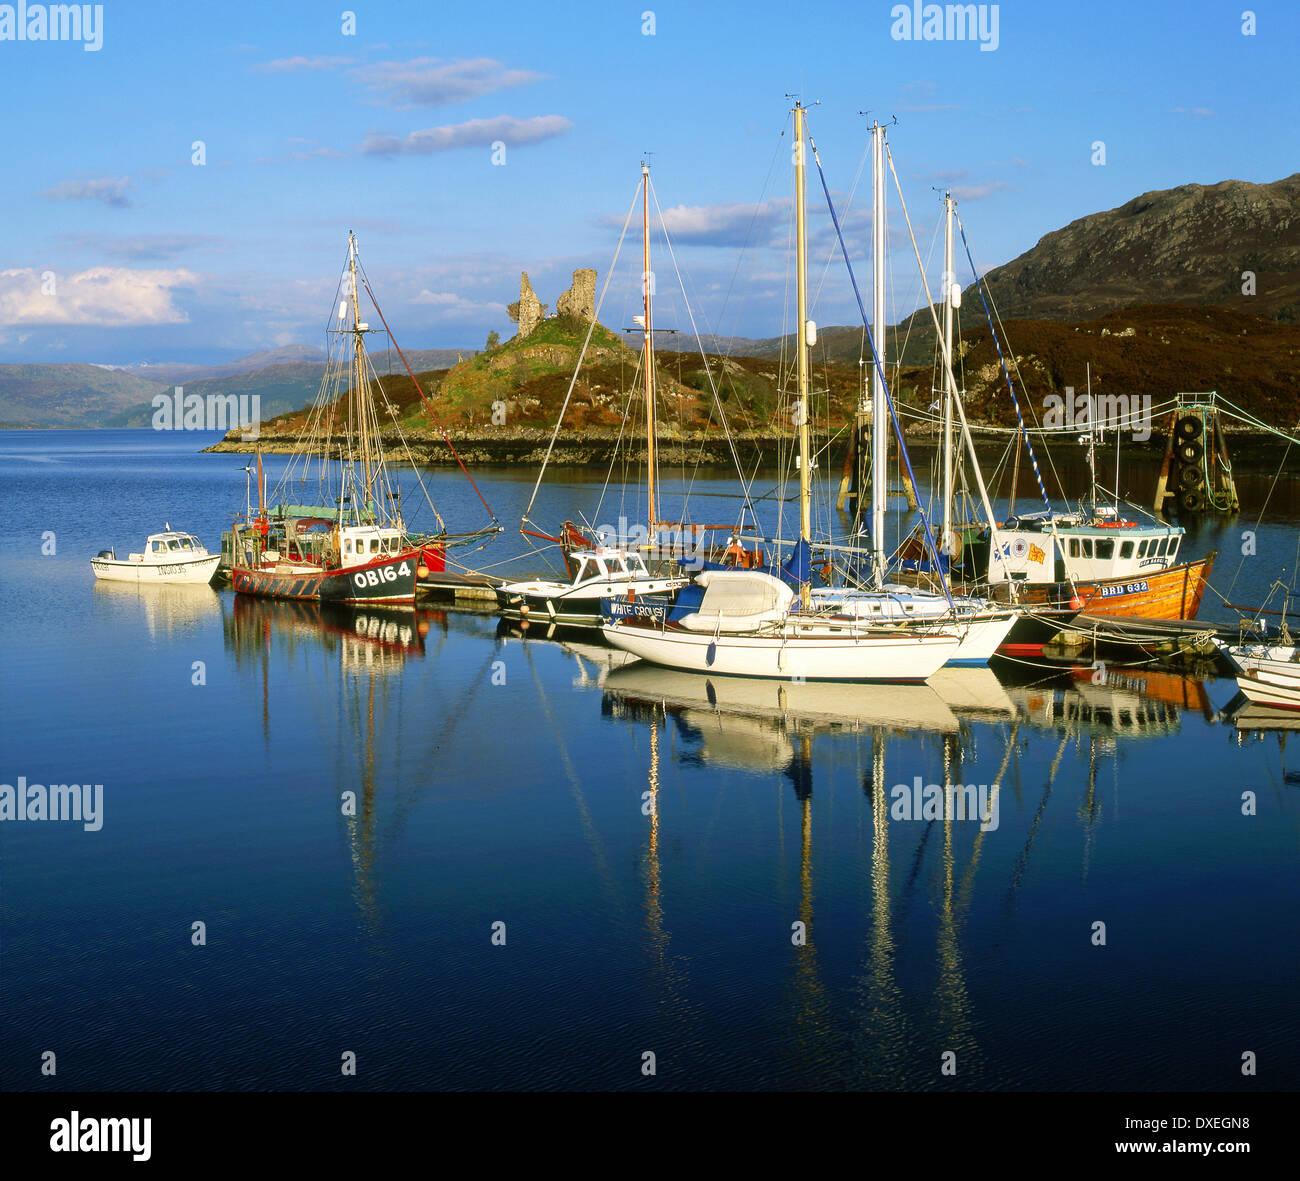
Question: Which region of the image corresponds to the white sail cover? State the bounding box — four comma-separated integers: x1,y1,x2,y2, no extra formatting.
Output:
677,570,794,633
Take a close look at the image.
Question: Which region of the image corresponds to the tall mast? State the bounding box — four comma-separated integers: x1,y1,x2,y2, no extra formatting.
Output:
1086,361,1097,511
870,121,887,588
941,191,955,557
349,232,374,514
793,101,811,608
642,161,657,540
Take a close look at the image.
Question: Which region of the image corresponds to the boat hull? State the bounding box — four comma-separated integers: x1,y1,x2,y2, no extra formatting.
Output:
1007,554,1216,620
601,620,959,682
497,578,687,629
91,554,220,585
232,551,420,604
1224,644,1300,711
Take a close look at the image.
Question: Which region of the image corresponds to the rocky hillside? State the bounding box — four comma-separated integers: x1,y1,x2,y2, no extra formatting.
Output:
967,173,1299,324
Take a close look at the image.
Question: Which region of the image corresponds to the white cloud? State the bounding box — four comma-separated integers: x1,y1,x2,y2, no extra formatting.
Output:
41,177,133,207
360,114,572,155
255,55,353,73
597,200,791,247
949,181,1013,201
352,58,544,108
412,290,504,318
0,267,196,327
56,233,225,261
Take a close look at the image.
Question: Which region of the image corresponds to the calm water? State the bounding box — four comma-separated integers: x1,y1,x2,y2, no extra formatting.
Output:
2,429,1297,1091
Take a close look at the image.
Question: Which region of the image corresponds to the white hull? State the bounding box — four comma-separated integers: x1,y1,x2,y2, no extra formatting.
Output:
1224,644,1300,711
1236,675,1300,710
602,620,958,682
603,662,961,732
498,575,686,627
809,589,1017,666
946,612,1018,665
91,554,220,585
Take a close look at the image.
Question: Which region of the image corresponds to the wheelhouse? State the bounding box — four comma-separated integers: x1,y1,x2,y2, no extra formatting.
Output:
571,549,652,584
338,525,407,568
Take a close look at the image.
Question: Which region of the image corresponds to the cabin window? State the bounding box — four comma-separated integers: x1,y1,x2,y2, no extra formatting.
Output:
168,539,182,550
1068,539,1080,557
344,540,353,554
1096,538,1114,560
368,538,378,554
1081,538,1094,558
152,541,165,552
606,555,627,576
1168,537,1180,558
1120,541,1134,559
1157,537,1169,556
1137,540,1148,557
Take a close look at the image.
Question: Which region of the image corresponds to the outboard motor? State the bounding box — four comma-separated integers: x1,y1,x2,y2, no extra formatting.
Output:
97,549,115,559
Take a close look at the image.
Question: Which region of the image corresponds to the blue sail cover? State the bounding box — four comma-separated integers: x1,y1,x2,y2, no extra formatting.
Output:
779,538,811,588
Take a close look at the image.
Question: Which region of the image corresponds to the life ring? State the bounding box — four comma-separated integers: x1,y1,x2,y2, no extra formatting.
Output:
820,560,833,583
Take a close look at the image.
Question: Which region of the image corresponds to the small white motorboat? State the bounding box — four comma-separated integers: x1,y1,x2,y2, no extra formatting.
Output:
91,526,221,585
1220,641,1300,711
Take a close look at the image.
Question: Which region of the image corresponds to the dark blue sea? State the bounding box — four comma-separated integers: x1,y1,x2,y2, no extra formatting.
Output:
2,429,1297,1091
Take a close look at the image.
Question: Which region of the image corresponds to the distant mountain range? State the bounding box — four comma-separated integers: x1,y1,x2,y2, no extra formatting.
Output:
0,346,475,427
3,173,1295,427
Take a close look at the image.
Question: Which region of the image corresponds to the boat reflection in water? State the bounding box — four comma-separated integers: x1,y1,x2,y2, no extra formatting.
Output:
1002,663,1211,742
597,655,1223,1084
496,617,639,690
223,595,436,934
92,578,221,641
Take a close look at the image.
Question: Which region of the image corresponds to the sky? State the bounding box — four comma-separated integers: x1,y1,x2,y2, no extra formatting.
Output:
0,0,1295,365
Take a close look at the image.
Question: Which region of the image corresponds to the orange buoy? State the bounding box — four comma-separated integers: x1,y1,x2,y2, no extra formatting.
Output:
417,564,429,579
1068,594,1084,611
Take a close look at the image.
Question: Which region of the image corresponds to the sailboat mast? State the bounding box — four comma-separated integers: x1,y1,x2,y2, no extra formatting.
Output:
642,161,657,540
941,191,955,557
349,232,374,515
870,121,887,588
1087,361,1097,509
794,102,811,608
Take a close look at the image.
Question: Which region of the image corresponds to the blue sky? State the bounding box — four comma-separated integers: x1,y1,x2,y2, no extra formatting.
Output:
0,0,1294,364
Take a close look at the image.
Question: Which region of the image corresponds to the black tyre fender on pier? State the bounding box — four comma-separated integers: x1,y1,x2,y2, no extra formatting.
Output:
1175,414,1202,440
1177,439,1204,464
1178,463,1205,490
1179,488,1205,512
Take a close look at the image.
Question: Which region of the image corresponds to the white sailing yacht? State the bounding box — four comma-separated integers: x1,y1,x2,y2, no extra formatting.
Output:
808,127,1017,666
602,102,959,681
496,161,690,628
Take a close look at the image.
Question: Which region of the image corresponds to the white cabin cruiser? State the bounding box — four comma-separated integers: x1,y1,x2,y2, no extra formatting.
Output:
496,544,688,629
91,528,221,585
